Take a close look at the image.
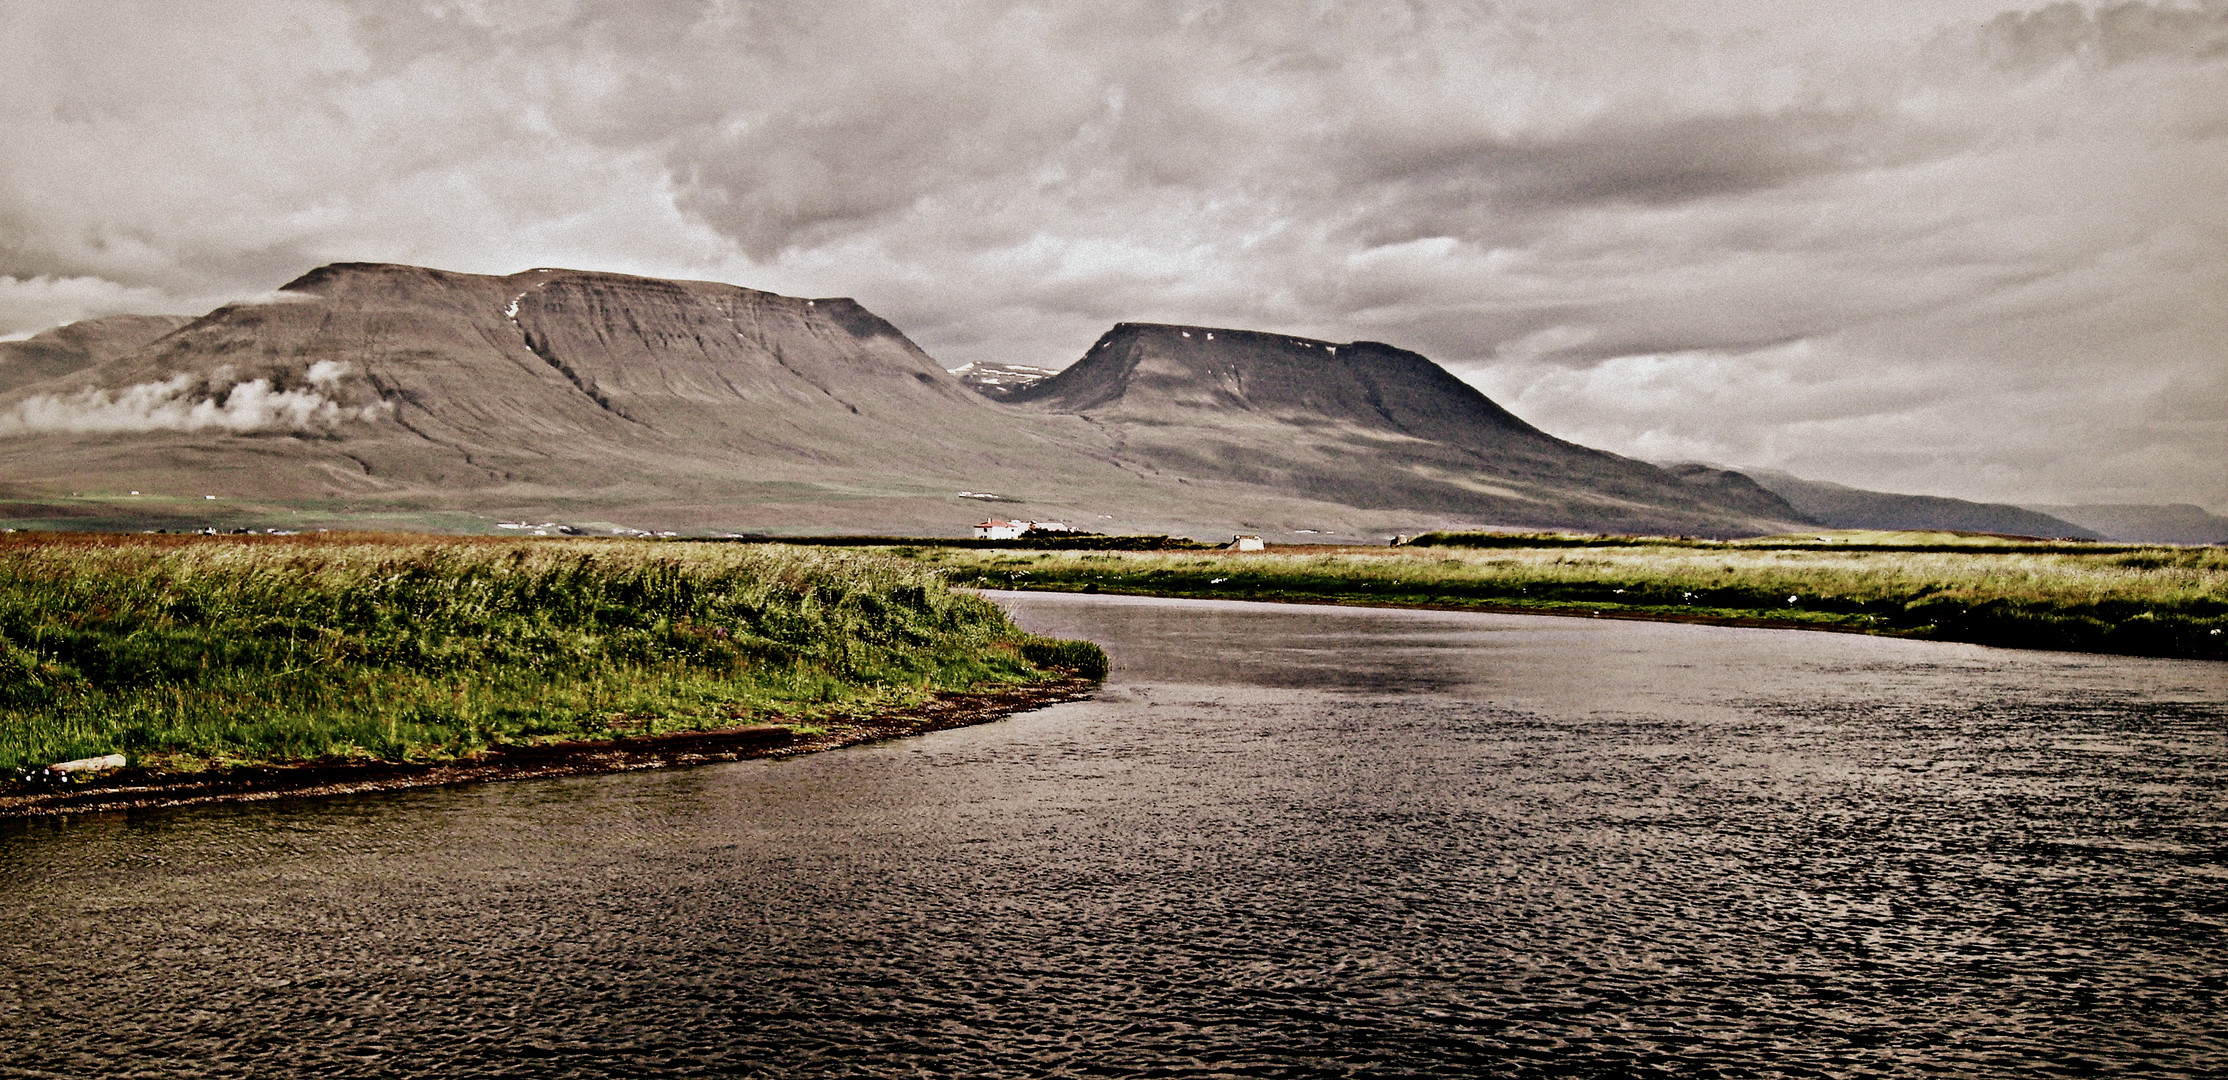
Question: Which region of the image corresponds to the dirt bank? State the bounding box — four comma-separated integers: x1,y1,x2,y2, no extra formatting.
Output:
0,676,1098,821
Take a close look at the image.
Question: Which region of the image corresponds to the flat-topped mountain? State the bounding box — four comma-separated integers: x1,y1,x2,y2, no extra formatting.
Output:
1004,323,1806,535
1013,324,1537,438
140,261,989,448
0,265,1804,538
0,263,1118,530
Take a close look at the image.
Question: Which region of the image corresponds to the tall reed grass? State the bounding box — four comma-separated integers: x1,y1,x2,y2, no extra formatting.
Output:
0,534,1097,774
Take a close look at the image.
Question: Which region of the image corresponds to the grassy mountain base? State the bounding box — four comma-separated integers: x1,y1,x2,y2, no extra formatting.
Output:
899,537,2228,662
0,534,1102,775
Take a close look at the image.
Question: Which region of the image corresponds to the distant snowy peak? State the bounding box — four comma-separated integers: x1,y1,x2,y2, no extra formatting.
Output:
951,361,1060,399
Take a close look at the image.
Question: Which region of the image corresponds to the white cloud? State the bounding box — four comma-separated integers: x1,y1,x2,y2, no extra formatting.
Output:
0,363,389,435
0,275,179,339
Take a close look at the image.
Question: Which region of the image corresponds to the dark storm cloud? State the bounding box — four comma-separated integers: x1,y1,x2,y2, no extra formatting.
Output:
1326,106,1969,249
2,0,2222,508
627,4,1942,259
1969,0,2228,69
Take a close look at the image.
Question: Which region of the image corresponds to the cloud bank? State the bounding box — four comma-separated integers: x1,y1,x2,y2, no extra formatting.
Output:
2,0,2222,507
0,361,389,435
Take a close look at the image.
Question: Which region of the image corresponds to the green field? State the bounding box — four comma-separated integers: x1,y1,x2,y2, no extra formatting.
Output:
894,533,2228,662
0,534,1102,775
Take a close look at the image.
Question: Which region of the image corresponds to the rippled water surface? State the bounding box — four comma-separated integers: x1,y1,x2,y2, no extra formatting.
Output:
5,593,2225,1078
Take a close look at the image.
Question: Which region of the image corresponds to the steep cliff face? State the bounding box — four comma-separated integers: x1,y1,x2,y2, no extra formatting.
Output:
1007,323,1804,536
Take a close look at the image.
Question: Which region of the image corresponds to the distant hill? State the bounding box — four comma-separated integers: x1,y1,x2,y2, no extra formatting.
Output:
1660,463,1814,524
0,314,193,395
1740,469,2100,539
2022,504,2228,545
0,264,1807,538
1003,322,1807,537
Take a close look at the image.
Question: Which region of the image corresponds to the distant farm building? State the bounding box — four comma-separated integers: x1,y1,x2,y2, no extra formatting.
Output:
973,519,1075,539
1230,534,1265,551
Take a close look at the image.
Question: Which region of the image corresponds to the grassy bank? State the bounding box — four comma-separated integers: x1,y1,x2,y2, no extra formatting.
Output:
896,537,2227,661
0,534,1103,776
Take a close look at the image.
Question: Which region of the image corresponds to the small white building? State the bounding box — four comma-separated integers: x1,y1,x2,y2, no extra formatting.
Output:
974,519,1075,539
1230,534,1265,551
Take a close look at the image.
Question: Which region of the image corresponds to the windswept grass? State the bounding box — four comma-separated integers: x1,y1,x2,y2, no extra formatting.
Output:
1407,528,2147,554
0,534,1102,775
902,539,2228,661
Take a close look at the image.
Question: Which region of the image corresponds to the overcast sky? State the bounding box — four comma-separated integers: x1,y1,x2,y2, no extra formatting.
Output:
4,1,2223,509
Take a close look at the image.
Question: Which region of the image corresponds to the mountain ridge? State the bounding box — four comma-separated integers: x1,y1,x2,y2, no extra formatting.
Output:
0,314,195,396
2019,503,2228,545
0,263,1807,538
1737,469,2101,539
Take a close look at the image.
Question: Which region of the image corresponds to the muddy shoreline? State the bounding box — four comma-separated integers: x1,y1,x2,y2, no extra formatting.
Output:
0,676,1098,821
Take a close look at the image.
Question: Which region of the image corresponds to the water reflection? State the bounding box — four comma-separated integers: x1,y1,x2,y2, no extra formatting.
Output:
3,594,2223,1078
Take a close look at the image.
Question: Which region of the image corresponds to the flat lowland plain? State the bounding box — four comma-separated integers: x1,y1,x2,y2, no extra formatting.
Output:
898,532,2228,662
0,533,1102,780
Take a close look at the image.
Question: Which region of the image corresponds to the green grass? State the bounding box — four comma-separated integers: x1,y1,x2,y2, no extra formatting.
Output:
1407,528,2151,554
0,533,1103,775
894,536,2228,662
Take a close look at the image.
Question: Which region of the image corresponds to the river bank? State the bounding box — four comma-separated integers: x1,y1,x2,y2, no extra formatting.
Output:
0,675,1096,820
0,533,1105,794
896,535,2228,661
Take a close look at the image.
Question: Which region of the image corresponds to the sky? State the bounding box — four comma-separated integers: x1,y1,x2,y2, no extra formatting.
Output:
3,0,2223,510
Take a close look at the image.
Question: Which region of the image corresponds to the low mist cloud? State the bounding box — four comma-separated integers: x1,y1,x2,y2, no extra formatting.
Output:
0,274,179,340
0,361,388,436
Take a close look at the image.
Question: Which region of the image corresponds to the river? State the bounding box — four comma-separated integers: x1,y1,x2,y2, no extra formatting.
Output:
3,592,2223,1078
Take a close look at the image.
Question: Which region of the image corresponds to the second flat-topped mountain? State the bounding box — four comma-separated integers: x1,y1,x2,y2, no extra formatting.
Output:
1003,322,1805,528
1014,323,1536,436
0,263,1805,537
